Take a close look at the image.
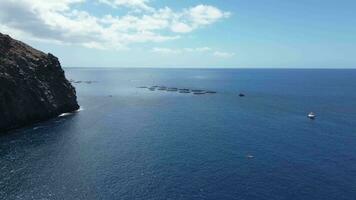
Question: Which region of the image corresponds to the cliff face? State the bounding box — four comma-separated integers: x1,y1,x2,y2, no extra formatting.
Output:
0,33,79,132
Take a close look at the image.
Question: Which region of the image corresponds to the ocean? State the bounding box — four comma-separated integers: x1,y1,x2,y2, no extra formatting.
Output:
1,68,356,200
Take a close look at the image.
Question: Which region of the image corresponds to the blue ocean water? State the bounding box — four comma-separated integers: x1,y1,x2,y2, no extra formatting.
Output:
1,68,356,200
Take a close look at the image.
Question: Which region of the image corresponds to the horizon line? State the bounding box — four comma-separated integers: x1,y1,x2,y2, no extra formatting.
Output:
63,66,356,70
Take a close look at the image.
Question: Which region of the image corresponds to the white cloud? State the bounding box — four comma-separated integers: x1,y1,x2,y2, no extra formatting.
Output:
0,0,230,50
188,5,231,26
171,22,193,33
152,47,181,54
169,5,230,33
98,0,154,12
213,51,235,58
152,47,234,58
183,47,211,52
152,47,213,54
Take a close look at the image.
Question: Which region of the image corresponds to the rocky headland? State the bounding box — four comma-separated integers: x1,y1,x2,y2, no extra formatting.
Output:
0,33,79,132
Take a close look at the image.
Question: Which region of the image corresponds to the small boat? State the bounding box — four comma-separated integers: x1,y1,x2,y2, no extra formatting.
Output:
239,93,245,97
148,87,156,91
206,91,217,94
308,112,316,119
137,86,148,88
246,154,254,159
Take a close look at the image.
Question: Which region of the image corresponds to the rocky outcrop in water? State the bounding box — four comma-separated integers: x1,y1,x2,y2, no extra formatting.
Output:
0,33,79,132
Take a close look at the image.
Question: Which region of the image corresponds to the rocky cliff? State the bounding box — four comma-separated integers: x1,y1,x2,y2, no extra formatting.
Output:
0,33,79,132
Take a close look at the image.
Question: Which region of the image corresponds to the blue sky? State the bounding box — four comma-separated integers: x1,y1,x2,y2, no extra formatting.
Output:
0,0,355,68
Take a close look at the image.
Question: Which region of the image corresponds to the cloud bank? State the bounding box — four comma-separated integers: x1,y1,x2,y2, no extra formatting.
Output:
152,47,234,58
213,51,235,58
0,0,230,50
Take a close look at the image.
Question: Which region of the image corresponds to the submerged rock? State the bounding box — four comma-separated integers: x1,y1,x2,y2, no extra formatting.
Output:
0,33,79,132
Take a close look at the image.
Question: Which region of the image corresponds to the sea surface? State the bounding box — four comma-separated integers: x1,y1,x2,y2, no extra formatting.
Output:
1,68,356,200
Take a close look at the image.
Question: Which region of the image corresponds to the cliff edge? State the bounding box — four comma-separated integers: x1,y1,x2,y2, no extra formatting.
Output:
0,33,79,132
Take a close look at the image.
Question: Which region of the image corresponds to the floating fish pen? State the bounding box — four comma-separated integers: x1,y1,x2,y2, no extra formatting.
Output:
179,90,190,93
178,88,190,93
191,89,205,93
157,86,167,90
193,92,206,95
167,88,178,92
138,86,218,95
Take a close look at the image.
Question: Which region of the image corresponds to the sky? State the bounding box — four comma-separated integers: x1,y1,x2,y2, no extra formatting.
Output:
0,0,355,68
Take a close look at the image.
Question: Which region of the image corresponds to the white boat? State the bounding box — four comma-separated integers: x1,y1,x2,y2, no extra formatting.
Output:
308,112,316,119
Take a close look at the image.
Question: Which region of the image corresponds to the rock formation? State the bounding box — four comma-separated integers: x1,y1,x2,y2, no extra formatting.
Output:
0,33,79,132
